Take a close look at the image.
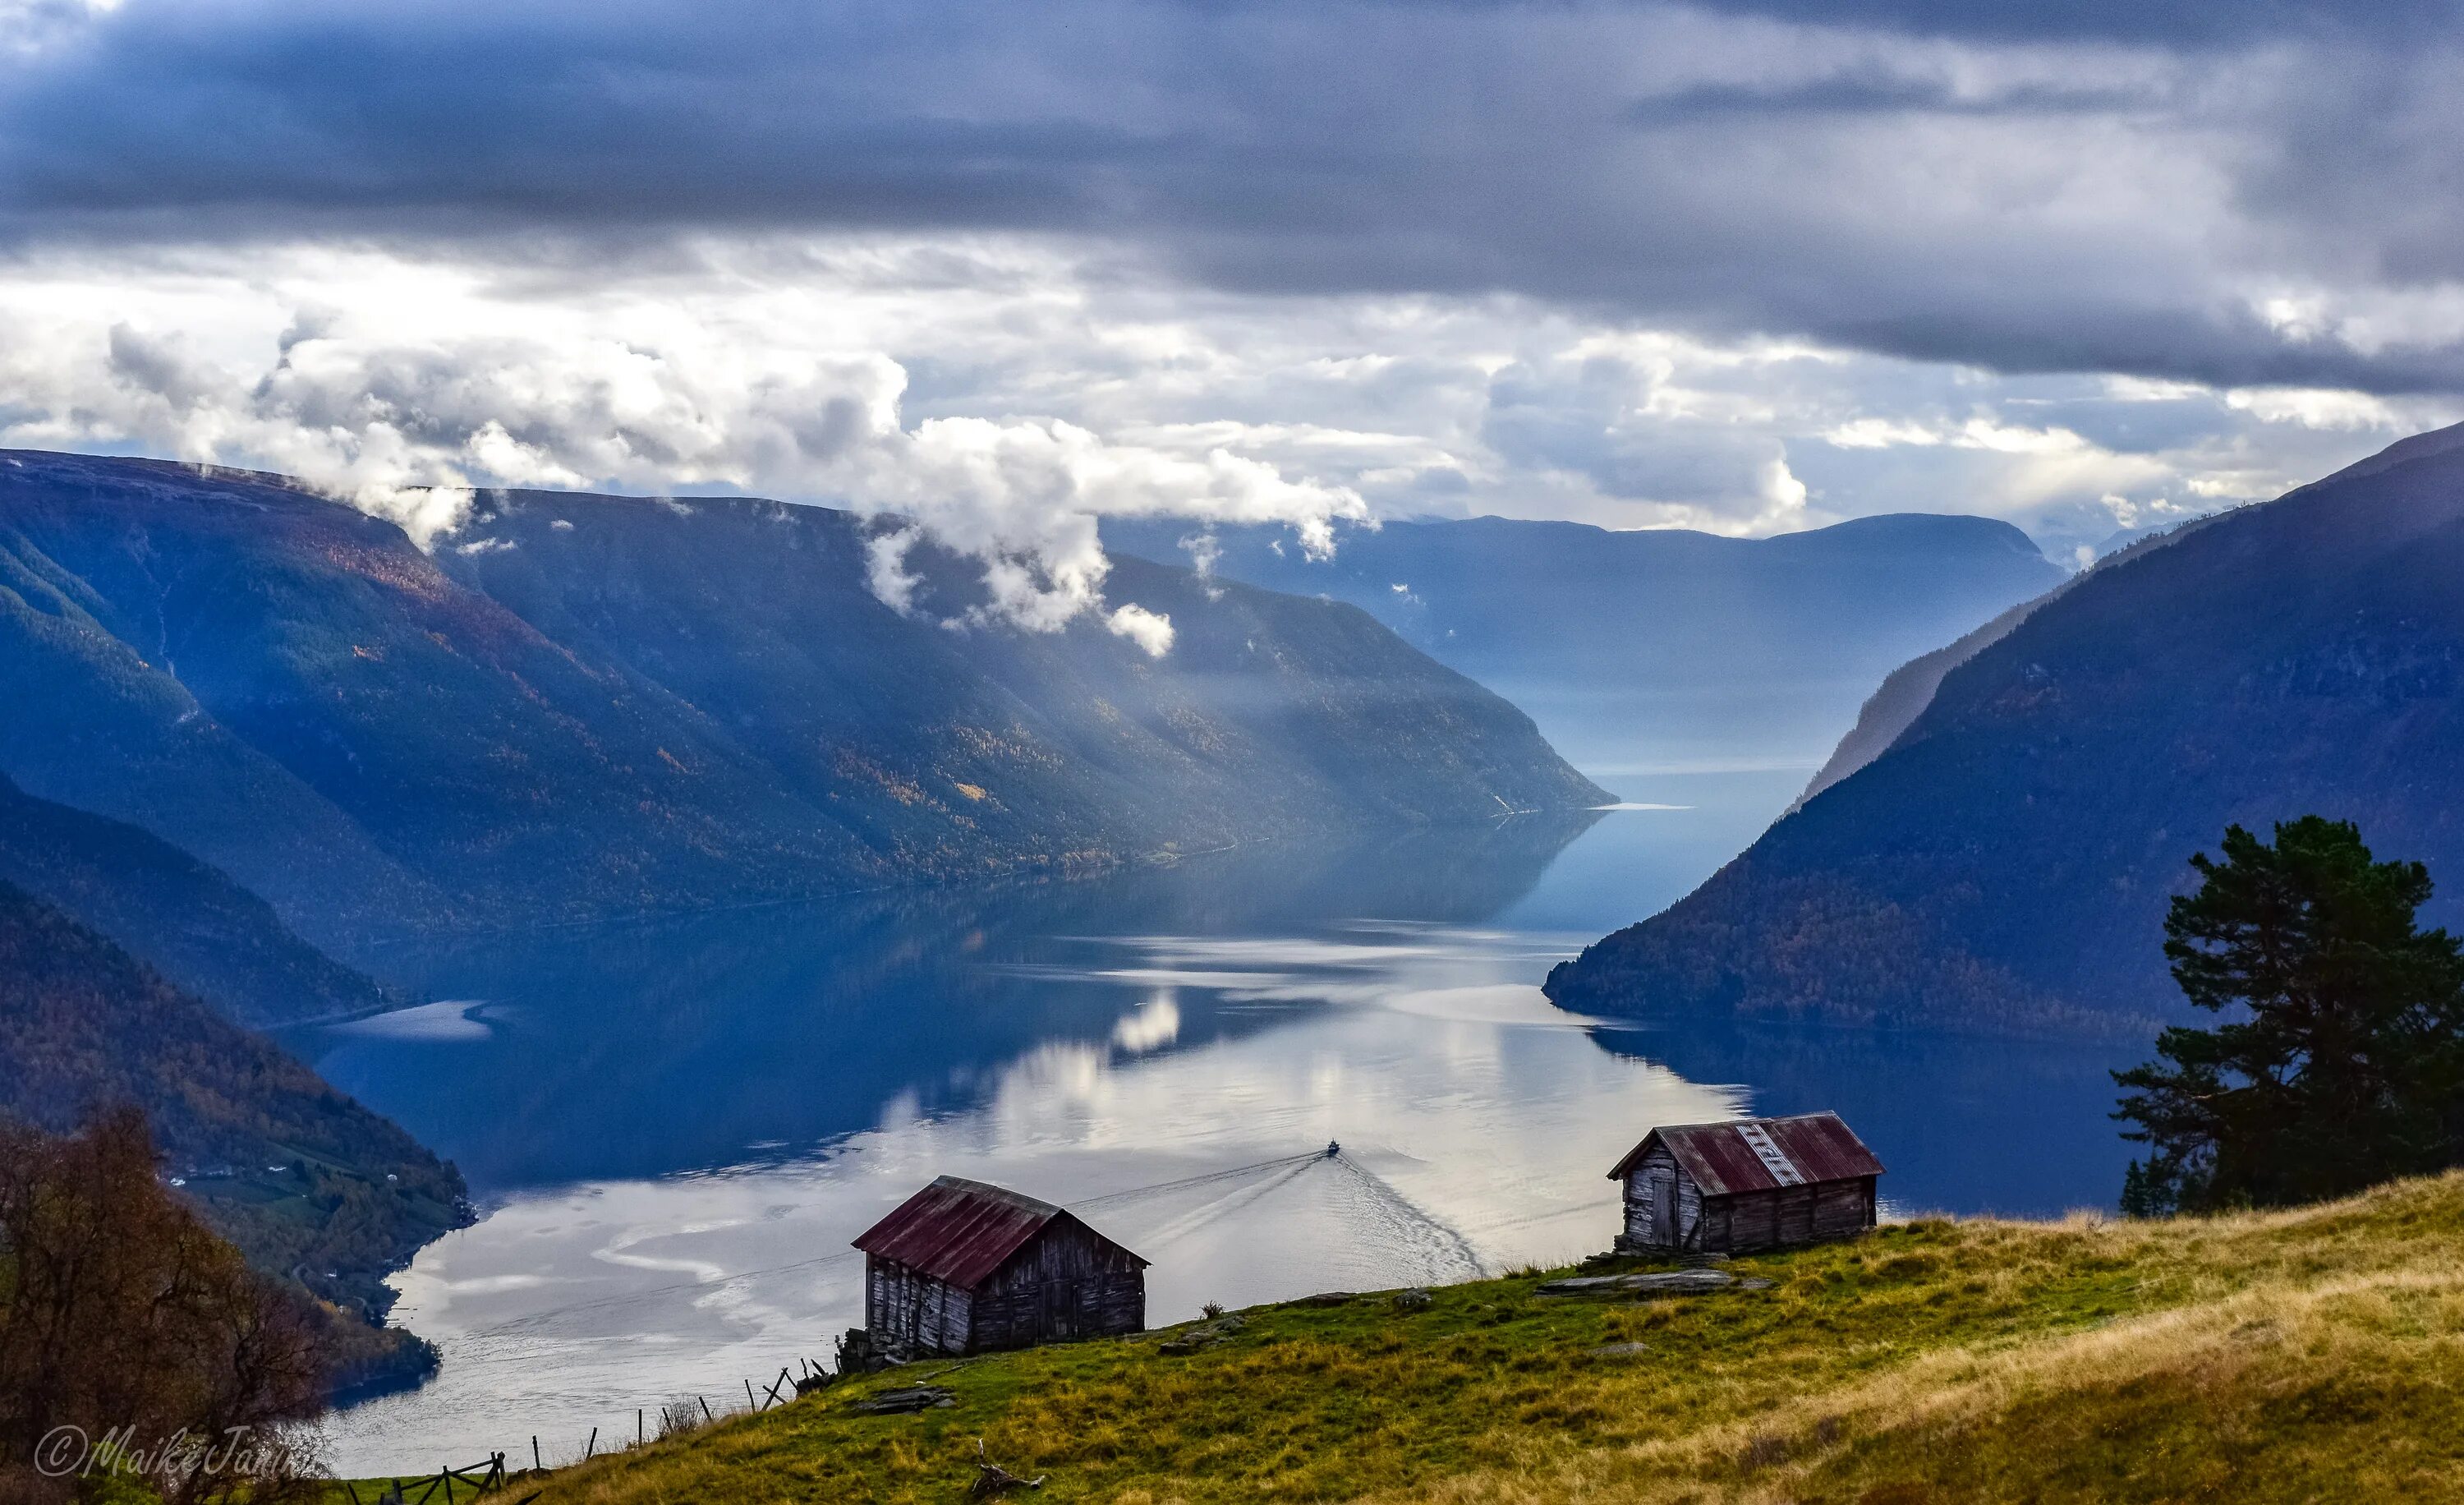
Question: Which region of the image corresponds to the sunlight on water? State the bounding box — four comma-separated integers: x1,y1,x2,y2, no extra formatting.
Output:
305,772,2140,1471
329,999,496,1042
327,921,1739,1470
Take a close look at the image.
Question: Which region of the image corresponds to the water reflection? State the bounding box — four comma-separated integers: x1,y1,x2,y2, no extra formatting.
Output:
309,808,1604,1187
304,771,2145,1472
1593,1022,2139,1217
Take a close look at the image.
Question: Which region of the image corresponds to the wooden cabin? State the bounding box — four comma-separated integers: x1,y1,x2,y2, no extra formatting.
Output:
850,1176,1148,1359
1606,1111,1883,1256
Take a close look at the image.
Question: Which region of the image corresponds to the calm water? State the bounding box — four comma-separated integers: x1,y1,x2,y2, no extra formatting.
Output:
300,770,2144,1473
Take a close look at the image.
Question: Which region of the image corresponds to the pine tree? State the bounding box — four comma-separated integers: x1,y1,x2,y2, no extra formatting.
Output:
2114,817,2464,1214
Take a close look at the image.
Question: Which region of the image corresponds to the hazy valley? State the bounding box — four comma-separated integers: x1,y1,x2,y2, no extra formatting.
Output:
1547,421,2464,1039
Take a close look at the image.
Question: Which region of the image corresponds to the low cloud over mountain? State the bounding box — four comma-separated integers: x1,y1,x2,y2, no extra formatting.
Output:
2,1,2462,576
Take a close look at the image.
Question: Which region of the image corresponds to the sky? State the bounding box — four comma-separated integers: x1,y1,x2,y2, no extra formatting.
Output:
5,0,2464,627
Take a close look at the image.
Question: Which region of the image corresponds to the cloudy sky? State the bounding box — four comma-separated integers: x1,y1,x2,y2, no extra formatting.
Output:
6,0,2463,615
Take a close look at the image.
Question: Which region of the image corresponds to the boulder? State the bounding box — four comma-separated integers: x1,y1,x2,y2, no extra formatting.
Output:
1536,1269,1768,1298
847,1385,957,1415
1157,1314,1246,1355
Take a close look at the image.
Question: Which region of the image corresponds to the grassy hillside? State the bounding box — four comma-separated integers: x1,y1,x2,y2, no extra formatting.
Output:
512,1173,2464,1504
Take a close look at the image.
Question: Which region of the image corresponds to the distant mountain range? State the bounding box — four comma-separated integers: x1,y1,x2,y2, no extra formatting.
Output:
1101,512,2066,775
1545,422,2464,1038
0,451,1603,950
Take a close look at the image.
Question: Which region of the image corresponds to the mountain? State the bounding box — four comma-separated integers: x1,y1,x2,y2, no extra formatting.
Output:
1544,422,2464,1039
0,451,1602,946
1786,603,2030,816
1791,512,2235,812
1101,512,2067,774
0,771,397,1028
0,878,467,1393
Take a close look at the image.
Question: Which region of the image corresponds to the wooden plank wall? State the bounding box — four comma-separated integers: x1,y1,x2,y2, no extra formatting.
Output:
1619,1146,1703,1253
1812,1177,1876,1240
967,1222,1145,1352
1705,1177,1874,1254
865,1256,974,1357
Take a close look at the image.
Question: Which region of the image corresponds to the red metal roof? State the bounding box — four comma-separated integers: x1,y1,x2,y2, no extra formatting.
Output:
1606,1111,1884,1196
851,1176,1147,1290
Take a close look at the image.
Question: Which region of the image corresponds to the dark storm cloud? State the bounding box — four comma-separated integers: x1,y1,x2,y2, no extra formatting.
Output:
1622,76,2149,120
7,0,2464,393
1672,0,2459,44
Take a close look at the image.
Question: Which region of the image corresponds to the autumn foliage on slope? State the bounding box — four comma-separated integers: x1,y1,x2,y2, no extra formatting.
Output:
0,1111,327,1505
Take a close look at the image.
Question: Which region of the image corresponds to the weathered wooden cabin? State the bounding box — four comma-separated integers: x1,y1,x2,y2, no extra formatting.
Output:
850,1176,1148,1358
1607,1111,1883,1256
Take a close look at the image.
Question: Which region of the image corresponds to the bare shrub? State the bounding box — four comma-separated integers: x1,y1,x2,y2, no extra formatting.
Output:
655,1399,706,1441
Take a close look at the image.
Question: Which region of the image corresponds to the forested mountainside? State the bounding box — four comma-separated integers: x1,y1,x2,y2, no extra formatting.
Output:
1546,421,2464,1038
0,451,1602,947
0,880,467,1394
0,771,396,1028
1791,514,2231,812
1101,511,2066,771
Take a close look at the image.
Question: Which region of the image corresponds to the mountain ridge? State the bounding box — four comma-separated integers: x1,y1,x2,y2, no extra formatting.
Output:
1545,421,2464,1038
0,770,398,1029
0,450,1603,947
1101,509,2066,773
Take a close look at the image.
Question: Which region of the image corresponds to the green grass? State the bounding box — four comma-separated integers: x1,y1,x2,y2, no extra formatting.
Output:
504,1173,2464,1504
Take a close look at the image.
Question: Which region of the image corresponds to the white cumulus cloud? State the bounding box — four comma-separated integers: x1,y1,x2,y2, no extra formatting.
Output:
0,260,1366,645
1104,603,1175,658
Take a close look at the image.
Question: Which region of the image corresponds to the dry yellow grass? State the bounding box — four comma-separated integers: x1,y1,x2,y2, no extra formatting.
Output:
518,1173,2464,1505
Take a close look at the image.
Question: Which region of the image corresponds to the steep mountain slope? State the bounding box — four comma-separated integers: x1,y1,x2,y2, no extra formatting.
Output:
1545,423,2464,1038
1101,512,2066,772
0,771,395,1028
443,491,1607,876
1787,604,2027,814
0,879,466,1391
1791,512,2232,811
0,463,453,949
0,452,1602,941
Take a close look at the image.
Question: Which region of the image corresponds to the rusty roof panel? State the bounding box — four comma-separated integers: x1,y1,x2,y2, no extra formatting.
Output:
1606,1111,1884,1196
1764,1112,1887,1185
851,1176,1147,1289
